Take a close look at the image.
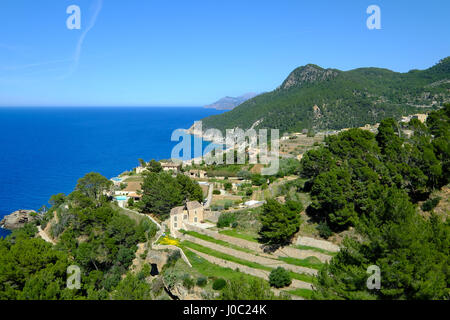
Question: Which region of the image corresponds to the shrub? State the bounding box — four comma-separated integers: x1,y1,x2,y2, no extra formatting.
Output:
217,213,236,228
213,190,221,195
231,222,238,229
196,276,208,287
182,274,195,290
269,267,292,288
421,196,441,212
212,278,227,290
224,200,233,210
317,221,333,239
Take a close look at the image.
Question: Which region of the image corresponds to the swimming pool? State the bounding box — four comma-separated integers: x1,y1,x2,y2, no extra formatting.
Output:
112,177,122,182
115,196,127,201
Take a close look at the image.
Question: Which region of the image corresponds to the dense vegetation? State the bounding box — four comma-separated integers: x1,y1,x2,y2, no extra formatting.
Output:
301,104,449,232
258,199,302,245
139,172,203,219
202,57,450,134
219,276,290,300
302,105,450,300
269,267,292,288
0,173,155,300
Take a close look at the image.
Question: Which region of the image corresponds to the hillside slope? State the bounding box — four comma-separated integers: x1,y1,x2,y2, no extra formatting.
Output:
201,57,450,133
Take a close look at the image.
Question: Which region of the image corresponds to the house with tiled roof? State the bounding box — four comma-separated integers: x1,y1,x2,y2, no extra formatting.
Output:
170,200,204,234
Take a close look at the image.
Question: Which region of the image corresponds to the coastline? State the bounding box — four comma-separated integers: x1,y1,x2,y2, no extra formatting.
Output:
0,107,225,239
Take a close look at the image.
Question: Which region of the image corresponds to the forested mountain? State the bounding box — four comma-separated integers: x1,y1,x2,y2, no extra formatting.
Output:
201,57,450,133
300,105,450,299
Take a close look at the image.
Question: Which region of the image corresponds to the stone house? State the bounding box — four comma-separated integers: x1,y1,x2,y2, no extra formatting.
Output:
185,169,207,179
170,201,204,234
161,162,181,173
136,166,148,174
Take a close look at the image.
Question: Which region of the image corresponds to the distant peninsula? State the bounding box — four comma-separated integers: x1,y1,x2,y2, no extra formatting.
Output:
204,92,259,110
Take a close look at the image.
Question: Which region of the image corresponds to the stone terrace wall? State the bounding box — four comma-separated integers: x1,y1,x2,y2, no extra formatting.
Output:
184,224,332,263
181,233,317,276
188,248,313,290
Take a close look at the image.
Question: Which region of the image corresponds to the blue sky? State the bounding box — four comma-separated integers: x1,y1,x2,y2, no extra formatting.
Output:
0,0,449,106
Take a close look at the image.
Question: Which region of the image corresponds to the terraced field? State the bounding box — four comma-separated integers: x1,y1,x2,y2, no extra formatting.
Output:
178,226,338,299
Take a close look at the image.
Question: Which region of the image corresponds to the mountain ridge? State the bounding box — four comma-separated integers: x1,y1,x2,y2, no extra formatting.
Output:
200,57,450,134
204,92,259,110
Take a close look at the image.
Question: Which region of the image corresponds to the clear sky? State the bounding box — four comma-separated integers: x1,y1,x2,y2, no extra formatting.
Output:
0,0,449,106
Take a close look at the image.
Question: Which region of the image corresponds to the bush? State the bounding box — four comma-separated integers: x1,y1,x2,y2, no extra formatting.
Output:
213,190,221,195
317,221,333,239
182,274,195,290
421,196,441,212
217,213,236,228
196,276,208,287
224,200,233,210
269,267,292,288
231,222,238,229
212,278,227,290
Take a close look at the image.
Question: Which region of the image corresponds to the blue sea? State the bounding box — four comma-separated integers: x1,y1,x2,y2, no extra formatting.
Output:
0,107,224,238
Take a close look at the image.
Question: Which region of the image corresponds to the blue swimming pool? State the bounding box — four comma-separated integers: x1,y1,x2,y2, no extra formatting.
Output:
116,196,127,201
112,177,122,182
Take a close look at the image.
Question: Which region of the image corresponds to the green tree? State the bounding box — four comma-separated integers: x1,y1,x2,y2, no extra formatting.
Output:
141,172,183,219
176,174,203,203
269,267,292,288
314,189,450,300
112,273,152,300
148,159,162,173
220,276,289,300
76,173,112,203
138,158,147,168
259,199,301,245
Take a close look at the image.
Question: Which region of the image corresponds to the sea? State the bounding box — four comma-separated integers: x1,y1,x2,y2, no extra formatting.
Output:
0,107,224,238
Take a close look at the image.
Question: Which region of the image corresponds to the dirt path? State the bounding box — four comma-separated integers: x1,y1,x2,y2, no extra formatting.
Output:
37,226,56,244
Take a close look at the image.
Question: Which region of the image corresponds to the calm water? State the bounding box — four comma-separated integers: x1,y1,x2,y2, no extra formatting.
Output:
0,107,224,238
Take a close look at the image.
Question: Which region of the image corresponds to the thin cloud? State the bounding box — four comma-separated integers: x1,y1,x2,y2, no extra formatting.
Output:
60,0,104,79
0,59,72,71
73,0,103,66
1,1,103,81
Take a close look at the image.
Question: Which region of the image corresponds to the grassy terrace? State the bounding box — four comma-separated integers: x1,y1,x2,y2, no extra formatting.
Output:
218,229,259,242
278,256,323,271
184,250,262,283
180,230,255,254
294,245,338,256
219,228,336,258
181,240,316,284
287,288,314,299
184,229,325,271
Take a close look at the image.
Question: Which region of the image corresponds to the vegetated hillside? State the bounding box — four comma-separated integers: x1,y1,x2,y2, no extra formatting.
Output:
201,57,450,133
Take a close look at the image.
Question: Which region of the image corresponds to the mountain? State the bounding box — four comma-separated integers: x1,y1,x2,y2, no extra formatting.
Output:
204,92,259,110
200,57,450,133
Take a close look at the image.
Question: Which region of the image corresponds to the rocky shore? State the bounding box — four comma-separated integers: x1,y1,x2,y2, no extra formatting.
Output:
0,210,38,230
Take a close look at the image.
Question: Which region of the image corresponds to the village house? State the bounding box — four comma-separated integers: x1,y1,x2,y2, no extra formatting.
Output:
136,166,148,174
169,201,204,234
161,162,181,173
185,169,207,179
115,181,143,201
